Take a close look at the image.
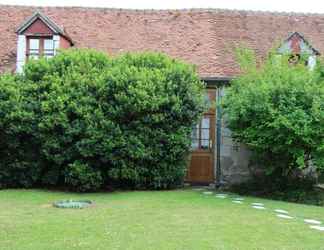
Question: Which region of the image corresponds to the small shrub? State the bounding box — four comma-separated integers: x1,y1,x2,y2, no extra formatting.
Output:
64,161,103,192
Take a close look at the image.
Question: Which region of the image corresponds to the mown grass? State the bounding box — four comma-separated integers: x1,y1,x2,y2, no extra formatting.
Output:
1,189,324,250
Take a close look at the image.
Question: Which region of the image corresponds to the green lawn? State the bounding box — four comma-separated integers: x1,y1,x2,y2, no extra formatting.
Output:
1,189,324,250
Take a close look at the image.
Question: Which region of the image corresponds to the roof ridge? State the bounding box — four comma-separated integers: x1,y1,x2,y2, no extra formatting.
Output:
1,4,324,17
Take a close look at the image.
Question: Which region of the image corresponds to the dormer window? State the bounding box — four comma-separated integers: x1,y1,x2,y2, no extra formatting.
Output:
278,32,320,70
27,37,55,60
16,11,73,73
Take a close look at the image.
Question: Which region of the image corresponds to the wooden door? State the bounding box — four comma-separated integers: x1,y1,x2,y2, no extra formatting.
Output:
187,89,216,184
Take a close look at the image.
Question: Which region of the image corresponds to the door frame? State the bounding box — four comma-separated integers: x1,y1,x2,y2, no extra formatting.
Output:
186,87,217,184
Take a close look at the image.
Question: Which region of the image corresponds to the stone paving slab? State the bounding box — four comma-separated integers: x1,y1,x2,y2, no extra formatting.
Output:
276,214,294,219
202,191,213,195
274,209,289,214
252,205,266,210
252,203,264,206
310,225,324,231
304,219,321,225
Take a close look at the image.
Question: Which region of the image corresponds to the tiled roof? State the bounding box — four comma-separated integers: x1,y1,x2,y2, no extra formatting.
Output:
1,5,324,76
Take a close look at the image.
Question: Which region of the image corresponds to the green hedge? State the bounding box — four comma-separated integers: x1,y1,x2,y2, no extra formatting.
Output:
0,49,205,191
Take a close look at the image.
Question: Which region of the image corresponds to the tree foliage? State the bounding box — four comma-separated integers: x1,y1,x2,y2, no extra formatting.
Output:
223,48,324,180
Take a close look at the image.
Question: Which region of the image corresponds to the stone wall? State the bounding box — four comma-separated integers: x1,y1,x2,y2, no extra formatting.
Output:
219,126,252,185
217,86,253,186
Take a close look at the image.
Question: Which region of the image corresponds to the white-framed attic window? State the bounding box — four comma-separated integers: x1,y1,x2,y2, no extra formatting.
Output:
277,32,320,70
15,11,67,73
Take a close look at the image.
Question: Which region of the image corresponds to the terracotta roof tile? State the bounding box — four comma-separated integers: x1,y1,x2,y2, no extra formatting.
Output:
1,5,324,76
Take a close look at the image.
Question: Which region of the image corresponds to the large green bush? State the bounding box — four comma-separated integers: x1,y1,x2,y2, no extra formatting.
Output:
223,48,324,185
64,161,103,192
0,49,205,191
0,74,41,188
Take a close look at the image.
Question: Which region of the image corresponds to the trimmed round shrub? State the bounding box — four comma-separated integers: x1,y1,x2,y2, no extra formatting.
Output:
102,53,206,188
9,49,205,191
24,49,112,188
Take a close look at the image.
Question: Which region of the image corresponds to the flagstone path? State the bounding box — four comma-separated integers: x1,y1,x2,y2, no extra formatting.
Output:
195,188,323,232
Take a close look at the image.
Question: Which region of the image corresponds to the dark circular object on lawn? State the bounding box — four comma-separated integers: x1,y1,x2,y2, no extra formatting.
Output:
53,200,93,209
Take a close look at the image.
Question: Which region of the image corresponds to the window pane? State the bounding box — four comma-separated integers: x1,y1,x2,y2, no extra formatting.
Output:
28,50,39,54
204,92,211,106
201,117,210,129
201,128,209,140
29,39,39,50
29,54,39,60
191,123,199,149
191,116,213,150
191,128,198,140
44,39,54,50
44,51,54,55
201,140,209,149
191,140,199,149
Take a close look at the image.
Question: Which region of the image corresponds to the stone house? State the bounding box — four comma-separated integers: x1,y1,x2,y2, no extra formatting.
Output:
0,4,323,185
